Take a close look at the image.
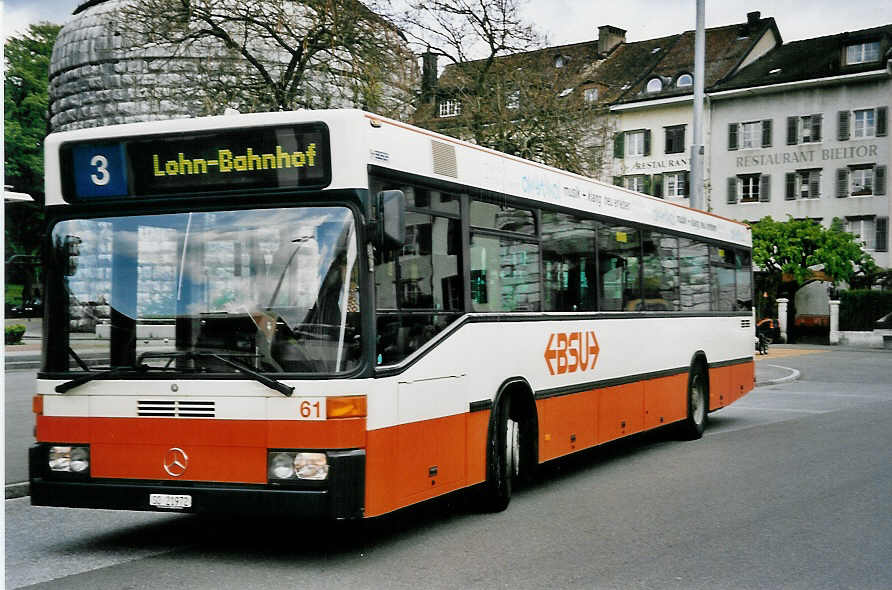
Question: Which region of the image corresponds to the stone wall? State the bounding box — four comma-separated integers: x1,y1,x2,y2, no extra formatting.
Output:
49,0,416,132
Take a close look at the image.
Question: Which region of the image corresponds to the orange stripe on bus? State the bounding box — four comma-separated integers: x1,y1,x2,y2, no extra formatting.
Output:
365,412,490,518
35,361,752,513
36,416,366,484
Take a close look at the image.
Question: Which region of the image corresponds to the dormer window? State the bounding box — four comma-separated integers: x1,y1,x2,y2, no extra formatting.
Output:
675,73,693,88
439,99,461,118
584,87,599,102
646,77,663,93
845,41,880,65
554,55,569,68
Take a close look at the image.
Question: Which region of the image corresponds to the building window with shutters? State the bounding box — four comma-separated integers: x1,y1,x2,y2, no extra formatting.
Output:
740,122,761,149
787,169,821,199
739,174,761,202
845,217,876,250
850,165,874,196
853,109,875,138
664,171,688,197
664,125,686,154
624,175,647,193
729,120,771,150
728,174,769,204
876,217,889,252
788,114,822,144
845,41,881,65
837,165,886,197
838,107,887,140
626,130,648,157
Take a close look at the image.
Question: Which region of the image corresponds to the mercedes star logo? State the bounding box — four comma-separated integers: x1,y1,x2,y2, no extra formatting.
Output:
163,447,189,477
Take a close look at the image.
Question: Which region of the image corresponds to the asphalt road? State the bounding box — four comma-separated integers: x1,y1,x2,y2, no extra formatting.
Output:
5,369,36,485
6,347,892,589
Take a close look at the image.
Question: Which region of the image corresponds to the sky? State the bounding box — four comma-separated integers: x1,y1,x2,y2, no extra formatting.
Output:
3,0,892,46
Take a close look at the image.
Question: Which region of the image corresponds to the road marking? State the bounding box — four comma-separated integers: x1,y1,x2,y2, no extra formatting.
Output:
755,348,827,360
760,391,885,399
730,406,828,414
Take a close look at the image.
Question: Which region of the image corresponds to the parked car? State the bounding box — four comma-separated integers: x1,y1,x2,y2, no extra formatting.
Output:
756,318,780,343
7,297,42,318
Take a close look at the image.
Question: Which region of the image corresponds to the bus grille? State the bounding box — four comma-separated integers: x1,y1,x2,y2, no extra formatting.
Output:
137,400,216,418
741,319,752,328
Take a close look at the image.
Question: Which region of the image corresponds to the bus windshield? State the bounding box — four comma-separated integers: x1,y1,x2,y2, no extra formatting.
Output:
49,206,361,375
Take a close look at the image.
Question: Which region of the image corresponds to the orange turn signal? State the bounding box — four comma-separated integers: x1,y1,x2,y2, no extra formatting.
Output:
326,395,366,419
32,395,44,415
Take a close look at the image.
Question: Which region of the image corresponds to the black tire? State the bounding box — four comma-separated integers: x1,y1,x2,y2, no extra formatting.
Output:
480,396,519,512
678,364,708,440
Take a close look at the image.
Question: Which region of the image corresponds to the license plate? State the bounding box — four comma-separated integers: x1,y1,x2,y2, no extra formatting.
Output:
149,493,192,509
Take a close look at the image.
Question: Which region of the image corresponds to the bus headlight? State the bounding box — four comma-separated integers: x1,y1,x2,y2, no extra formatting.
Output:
49,445,90,473
294,452,329,480
267,451,329,481
269,452,296,480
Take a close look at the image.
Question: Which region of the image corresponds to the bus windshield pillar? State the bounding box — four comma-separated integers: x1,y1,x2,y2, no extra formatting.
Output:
110,220,137,367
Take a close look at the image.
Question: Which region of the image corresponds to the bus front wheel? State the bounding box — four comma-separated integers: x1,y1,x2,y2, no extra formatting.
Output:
480,396,518,512
679,364,708,440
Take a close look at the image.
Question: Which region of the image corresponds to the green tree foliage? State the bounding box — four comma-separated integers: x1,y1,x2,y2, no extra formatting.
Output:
752,216,878,286
4,22,61,259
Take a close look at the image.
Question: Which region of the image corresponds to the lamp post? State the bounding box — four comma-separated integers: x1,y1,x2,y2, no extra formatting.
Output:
689,0,706,211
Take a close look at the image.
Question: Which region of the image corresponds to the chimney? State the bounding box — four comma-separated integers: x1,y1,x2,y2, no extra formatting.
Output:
598,25,626,56
747,11,761,28
421,50,438,104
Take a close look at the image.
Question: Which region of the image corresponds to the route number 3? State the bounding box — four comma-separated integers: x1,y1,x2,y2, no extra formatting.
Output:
90,154,111,186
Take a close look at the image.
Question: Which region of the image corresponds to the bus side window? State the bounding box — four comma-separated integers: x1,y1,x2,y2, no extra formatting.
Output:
469,234,540,312
710,245,737,312
679,238,711,311
541,212,596,312
598,225,641,311
642,231,680,311
374,183,463,365
735,250,753,311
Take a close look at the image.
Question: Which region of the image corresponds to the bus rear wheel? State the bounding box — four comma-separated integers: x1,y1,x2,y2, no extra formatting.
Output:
679,364,708,440
480,396,519,512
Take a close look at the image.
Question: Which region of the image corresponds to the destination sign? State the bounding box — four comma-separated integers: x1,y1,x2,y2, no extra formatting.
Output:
62,123,330,200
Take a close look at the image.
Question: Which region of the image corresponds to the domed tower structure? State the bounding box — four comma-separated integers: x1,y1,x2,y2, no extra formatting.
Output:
49,0,189,131
48,0,417,132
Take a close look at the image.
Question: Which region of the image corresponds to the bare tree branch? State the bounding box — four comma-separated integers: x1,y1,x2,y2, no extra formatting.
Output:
115,0,417,118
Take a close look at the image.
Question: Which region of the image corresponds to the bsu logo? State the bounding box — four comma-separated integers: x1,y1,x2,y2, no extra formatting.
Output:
544,331,600,375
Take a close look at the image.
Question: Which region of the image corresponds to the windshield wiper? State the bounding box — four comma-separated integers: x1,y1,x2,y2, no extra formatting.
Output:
56,364,151,393
138,351,295,397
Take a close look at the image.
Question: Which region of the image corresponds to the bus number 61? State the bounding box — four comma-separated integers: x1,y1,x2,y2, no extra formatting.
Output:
299,399,323,419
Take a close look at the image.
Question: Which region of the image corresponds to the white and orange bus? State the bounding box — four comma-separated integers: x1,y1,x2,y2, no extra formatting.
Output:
31,109,754,518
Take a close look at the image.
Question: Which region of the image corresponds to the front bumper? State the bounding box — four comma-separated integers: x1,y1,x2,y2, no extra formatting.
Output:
29,445,365,519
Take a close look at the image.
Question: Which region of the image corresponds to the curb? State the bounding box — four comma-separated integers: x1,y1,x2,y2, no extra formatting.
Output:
755,364,801,387
6,482,30,500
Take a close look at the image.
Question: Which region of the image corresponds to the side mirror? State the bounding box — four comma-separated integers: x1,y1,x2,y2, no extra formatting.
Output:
377,190,406,248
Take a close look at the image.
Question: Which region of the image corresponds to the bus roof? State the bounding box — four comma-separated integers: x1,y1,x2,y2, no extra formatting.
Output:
44,109,750,247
